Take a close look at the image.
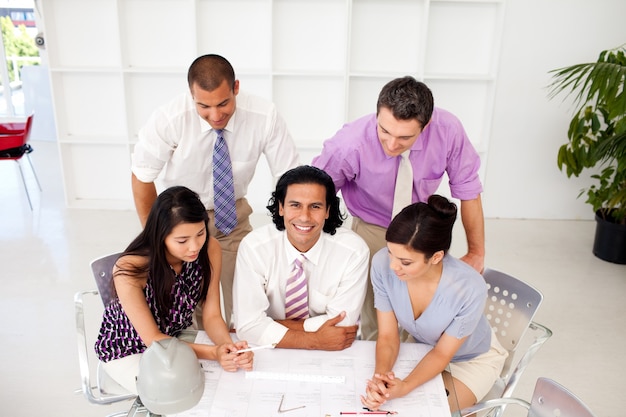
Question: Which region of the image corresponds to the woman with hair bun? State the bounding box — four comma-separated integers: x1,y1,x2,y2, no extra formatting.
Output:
361,195,507,412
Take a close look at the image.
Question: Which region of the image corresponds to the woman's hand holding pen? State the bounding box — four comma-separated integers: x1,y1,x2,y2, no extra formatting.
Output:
216,340,254,371
232,340,254,370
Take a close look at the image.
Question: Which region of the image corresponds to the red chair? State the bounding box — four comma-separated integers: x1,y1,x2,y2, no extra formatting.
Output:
0,113,41,209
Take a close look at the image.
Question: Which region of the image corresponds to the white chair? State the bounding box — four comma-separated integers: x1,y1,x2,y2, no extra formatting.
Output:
461,268,553,417
461,377,596,417
74,253,153,416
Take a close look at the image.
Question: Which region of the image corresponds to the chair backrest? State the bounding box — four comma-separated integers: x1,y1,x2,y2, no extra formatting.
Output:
483,268,543,373
76,253,138,407
90,253,122,306
459,377,596,417
0,113,34,151
529,378,596,417
21,113,33,145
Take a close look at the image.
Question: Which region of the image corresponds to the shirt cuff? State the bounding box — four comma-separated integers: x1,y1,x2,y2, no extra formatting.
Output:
303,314,328,332
257,321,289,346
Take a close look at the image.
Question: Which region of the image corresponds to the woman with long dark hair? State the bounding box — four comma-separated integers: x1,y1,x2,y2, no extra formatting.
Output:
95,186,252,393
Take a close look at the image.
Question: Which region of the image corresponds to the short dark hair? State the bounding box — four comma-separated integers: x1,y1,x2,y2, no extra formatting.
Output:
376,76,434,128
187,54,236,92
266,165,345,235
385,195,457,260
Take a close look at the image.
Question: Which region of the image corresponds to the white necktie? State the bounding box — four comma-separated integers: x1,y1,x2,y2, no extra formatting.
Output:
391,150,413,219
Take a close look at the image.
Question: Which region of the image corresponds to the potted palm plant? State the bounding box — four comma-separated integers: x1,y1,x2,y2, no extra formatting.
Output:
548,44,626,264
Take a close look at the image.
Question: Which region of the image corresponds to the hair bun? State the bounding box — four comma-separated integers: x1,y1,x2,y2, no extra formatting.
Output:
427,194,457,219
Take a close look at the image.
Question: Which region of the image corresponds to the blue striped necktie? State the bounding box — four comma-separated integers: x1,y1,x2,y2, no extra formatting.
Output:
212,129,237,235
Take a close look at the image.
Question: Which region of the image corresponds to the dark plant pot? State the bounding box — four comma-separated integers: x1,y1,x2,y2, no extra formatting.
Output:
593,210,626,264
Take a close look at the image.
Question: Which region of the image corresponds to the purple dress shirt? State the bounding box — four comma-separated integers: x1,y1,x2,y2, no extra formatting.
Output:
312,108,482,228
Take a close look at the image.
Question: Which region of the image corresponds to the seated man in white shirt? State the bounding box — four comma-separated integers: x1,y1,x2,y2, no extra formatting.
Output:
233,165,369,350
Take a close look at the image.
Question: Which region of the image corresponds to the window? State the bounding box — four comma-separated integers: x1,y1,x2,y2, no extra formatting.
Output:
0,3,39,116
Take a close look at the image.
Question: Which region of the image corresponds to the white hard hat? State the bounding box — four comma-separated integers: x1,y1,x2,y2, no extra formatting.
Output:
136,337,205,414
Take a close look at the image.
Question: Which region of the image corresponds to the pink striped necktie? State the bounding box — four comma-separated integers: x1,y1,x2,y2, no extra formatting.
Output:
285,254,309,320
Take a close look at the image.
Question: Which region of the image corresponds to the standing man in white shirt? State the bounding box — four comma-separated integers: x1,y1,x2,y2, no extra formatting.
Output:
131,54,300,328
233,165,369,350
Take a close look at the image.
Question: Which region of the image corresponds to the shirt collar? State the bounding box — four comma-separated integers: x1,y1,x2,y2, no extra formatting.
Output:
283,232,324,266
196,108,238,135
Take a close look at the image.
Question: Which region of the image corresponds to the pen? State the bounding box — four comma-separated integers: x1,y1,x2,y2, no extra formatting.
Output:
339,412,397,415
236,343,277,354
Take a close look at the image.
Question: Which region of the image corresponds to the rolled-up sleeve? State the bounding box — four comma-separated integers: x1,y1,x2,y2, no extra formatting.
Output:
443,114,483,201
262,105,300,181
131,108,177,183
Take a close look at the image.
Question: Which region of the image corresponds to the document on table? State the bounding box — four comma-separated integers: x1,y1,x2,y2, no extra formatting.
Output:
171,331,451,417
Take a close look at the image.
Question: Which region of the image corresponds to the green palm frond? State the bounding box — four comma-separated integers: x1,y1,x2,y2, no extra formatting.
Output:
548,45,626,123
594,130,626,162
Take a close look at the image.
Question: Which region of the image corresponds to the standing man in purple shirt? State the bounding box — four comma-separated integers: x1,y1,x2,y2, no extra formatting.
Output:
312,76,485,341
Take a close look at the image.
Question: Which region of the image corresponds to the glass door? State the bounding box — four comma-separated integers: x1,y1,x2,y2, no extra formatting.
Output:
0,1,39,117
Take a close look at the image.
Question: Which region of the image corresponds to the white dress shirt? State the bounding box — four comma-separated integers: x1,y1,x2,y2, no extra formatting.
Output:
131,91,299,209
233,224,369,346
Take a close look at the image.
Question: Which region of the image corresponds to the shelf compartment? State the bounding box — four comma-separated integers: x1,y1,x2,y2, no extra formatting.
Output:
50,72,127,141
273,75,345,146
425,1,502,76
350,0,426,74
118,0,197,69
42,0,121,69
59,142,133,209
124,72,188,141
425,78,494,151
196,0,272,71
272,0,348,73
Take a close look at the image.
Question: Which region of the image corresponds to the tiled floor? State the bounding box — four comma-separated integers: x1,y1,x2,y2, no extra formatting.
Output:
1,141,624,416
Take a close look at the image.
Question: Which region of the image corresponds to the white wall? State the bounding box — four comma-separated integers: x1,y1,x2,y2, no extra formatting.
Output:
482,0,626,220
41,0,626,220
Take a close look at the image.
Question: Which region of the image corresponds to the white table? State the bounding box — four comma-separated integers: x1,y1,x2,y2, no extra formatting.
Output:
173,333,452,417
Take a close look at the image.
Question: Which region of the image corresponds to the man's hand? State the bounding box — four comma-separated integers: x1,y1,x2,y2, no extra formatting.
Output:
313,311,358,350
276,311,358,350
460,251,484,274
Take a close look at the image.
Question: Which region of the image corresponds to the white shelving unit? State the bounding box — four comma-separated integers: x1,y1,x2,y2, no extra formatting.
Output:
41,0,505,209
